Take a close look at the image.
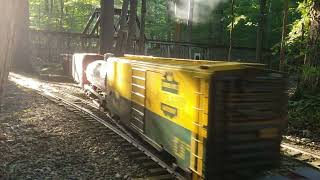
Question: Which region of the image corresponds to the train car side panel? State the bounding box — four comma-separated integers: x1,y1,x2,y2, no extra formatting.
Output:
101,56,287,180
105,59,132,125
104,58,210,172
144,70,209,171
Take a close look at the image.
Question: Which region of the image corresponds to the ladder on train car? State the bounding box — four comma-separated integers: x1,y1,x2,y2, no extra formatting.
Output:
130,67,147,134
190,77,208,179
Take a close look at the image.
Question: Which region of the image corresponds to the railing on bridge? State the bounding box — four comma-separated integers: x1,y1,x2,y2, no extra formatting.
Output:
146,39,265,62
30,29,99,63
29,29,269,64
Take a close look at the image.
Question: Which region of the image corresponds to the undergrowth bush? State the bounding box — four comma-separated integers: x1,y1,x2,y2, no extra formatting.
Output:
288,94,320,134
301,65,320,92
288,66,320,135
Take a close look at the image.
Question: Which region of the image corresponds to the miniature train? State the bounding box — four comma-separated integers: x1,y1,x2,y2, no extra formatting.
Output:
66,53,288,179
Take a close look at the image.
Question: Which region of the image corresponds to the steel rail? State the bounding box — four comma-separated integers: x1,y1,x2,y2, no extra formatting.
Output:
281,142,320,171
44,91,185,179
281,143,320,160
56,91,137,140
9,73,185,180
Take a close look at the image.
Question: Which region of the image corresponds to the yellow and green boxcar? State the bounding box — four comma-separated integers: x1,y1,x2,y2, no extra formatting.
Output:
103,55,287,179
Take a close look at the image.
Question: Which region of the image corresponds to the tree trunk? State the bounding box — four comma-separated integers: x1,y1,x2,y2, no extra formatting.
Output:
12,0,33,73
228,0,235,61
100,0,114,54
50,0,54,14
139,0,146,54
279,0,288,71
187,0,194,59
174,22,182,42
209,7,224,46
166,0,172,41
256,0,267,63
126,0,138,53
114,0,129,56
187,0,194,43
174,0,182,42
306,1,320,66
60,0,64,30
0,0,19,108
45,0,49,12
174,22,182,58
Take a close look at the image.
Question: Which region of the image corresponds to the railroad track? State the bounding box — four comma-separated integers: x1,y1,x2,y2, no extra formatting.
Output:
44,94,320,179
281,143,320,170
10,73,320,179
9,73,184,180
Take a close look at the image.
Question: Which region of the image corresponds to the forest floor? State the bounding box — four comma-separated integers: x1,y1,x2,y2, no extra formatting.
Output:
0,82,148,180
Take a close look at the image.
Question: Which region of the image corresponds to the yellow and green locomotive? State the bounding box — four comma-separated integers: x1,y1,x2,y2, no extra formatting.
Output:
76,54,287,179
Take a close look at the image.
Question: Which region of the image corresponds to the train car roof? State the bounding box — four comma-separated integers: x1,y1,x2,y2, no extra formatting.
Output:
123,54,264,65
115,54,266,72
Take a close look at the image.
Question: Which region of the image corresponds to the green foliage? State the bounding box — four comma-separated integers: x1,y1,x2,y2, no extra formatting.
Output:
298,65,320,93
280,0,320,69
302,65,320,79
28,0,289,50
145,0,171,40
287,2,311,44
282,1,320,135
289,94,320,133
29,0,100,32
225,0,259,47
283,1,312,65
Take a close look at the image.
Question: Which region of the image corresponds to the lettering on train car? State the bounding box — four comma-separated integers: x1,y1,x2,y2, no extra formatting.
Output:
259,128,279,139
161,103,178,118
162,72,179,94
172,137,190,160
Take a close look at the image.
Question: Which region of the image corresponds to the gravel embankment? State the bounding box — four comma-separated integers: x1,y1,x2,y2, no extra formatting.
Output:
0,82,147,180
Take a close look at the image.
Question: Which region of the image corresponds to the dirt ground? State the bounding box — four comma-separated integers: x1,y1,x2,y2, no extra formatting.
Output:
0,82,147,180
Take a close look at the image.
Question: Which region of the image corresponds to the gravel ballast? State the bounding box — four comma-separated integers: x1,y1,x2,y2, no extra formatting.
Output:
0,82,148,179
